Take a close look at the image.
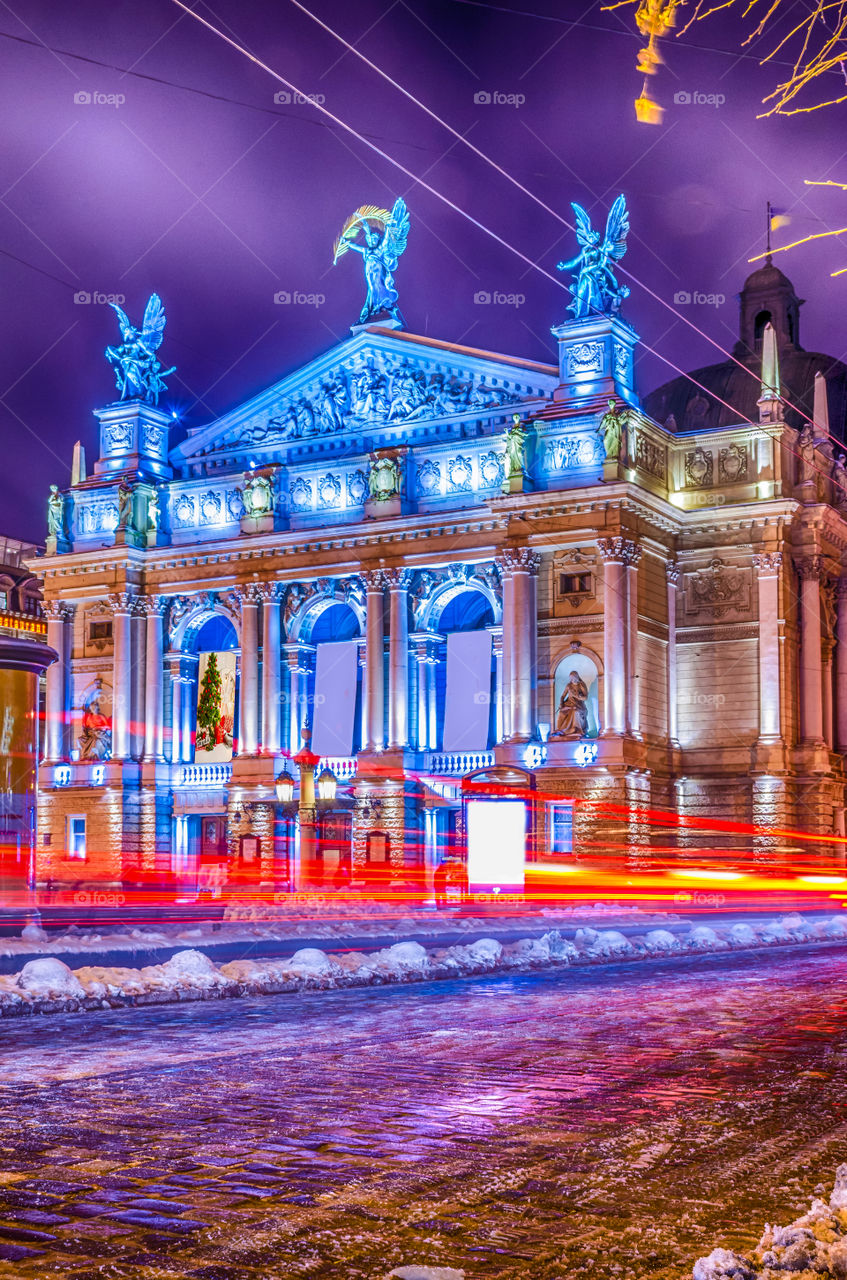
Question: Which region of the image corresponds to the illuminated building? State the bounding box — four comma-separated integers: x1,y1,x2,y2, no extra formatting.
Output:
33,262,847,887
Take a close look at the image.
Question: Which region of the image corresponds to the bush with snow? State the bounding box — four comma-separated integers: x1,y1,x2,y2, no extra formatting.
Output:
727,923,758,947
21,923,48,943
284,948,337,980
824,915,847,937
502,937,551,966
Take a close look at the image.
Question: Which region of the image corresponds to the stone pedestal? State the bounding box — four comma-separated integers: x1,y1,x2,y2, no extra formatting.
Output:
240,513,274,535
93,400,172,480
364,495,403,520
501,471,528,495
550,313,640,410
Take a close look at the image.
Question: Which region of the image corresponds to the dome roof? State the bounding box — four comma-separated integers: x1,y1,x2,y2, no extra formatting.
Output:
644,263,846,438
644,348,847,437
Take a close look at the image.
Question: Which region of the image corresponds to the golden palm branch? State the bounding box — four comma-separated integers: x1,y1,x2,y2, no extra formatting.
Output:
332,205,391,263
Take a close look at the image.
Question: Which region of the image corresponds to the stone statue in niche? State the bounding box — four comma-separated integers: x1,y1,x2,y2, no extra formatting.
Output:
47,485,64,538
832,453,847,508
78,681,112,761
597,398,627,461
551,671,590,738
798,423,816,485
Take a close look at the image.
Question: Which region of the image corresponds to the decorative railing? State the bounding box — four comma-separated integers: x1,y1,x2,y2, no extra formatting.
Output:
318,757,357,781
176,763,233,787
423,751,494,776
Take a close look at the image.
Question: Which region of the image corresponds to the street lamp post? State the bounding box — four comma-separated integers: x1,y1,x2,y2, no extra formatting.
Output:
274,726,337,890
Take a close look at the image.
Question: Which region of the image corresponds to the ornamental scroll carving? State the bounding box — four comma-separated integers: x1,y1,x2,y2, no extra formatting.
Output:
684,558,751,619
684,447,714,489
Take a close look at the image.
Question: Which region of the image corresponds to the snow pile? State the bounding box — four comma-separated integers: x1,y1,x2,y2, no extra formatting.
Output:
387,1268,465,1280
2,911,847,1019
692,1164,847,1278
16,958,84,999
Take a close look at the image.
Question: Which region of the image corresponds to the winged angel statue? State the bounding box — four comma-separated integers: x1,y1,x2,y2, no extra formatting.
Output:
333,199,410,329
556,195,630,320
105,294,176,405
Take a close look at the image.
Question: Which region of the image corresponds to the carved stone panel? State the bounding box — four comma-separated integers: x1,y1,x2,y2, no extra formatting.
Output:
683,558,752,619
718,442,748,484
685,447,714,489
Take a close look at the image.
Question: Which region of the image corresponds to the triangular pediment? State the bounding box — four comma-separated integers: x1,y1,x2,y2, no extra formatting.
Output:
170,327,558,467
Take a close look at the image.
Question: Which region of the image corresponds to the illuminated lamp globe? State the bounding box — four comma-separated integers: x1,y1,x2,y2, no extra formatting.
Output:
275,765,295,804
316,767,338,803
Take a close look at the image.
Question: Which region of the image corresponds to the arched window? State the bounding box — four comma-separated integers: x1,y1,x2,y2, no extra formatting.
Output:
437,590,494,633
193,614,237,652
309,602,361,644
754,309,772,349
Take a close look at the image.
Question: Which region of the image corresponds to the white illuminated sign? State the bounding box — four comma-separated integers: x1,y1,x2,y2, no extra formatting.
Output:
467,798,526,892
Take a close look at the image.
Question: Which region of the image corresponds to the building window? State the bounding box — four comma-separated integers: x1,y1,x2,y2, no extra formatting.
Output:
558,571,592,598
67,815,86,860
0,591,8,611
549,803,574,855
89,620,112,641
366,831,390,863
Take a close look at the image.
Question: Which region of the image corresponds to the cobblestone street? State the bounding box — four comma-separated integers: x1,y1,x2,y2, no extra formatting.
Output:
2,943,847,1279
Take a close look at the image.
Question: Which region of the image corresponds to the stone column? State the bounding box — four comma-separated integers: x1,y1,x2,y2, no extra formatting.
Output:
665,563,680,746
385,568,411,750
42,600,71,762
238,584,261,756
363,570,385,751
166,654,183,764
141,596,168,762
823,638,835,749
108,591,134,760
499,567,513,741
753,552,783,743
597,539,629,735
501,549,540,742
488,625,504,743
624,542,642,737
283,643,314,754
836,579,847,752
259,582,283,755
796,555,825,745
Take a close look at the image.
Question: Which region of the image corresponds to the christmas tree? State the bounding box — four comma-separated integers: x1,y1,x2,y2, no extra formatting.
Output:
196,652,222,752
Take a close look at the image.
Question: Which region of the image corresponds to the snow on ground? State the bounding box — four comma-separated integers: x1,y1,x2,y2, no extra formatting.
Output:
0,912,845,1018
694,1164,847,1278
0,900,674,959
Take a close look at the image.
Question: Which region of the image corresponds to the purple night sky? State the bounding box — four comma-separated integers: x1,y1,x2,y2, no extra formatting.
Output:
1,0,845,541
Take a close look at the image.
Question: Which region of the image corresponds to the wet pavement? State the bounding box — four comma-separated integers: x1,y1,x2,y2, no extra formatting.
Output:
2,944,847,1279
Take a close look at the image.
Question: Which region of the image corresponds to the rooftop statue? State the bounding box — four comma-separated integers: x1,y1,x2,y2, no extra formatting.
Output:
106,293,176,404
557,195,630,320
333,199,410,328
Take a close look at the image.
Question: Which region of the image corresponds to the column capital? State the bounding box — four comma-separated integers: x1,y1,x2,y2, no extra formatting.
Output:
752,551,784,575
232,582,264,606
42,598,74,621
498,547,541,575
795,554,824,581
665,561,681,585
597,536,639,565
107,591,136,615
382,567,413,590
138,594,170,617
256,581,284,604
363,568,385,591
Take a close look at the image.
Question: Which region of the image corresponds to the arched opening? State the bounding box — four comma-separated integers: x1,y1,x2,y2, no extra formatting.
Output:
552,651,600,739
305,600,363,757
754,309,772,349
187,614,238,764
192,614,237,653
430,587,496,752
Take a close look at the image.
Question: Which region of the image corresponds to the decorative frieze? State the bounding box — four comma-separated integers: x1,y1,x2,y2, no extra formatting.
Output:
684,446,714,489
683,559,751,618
